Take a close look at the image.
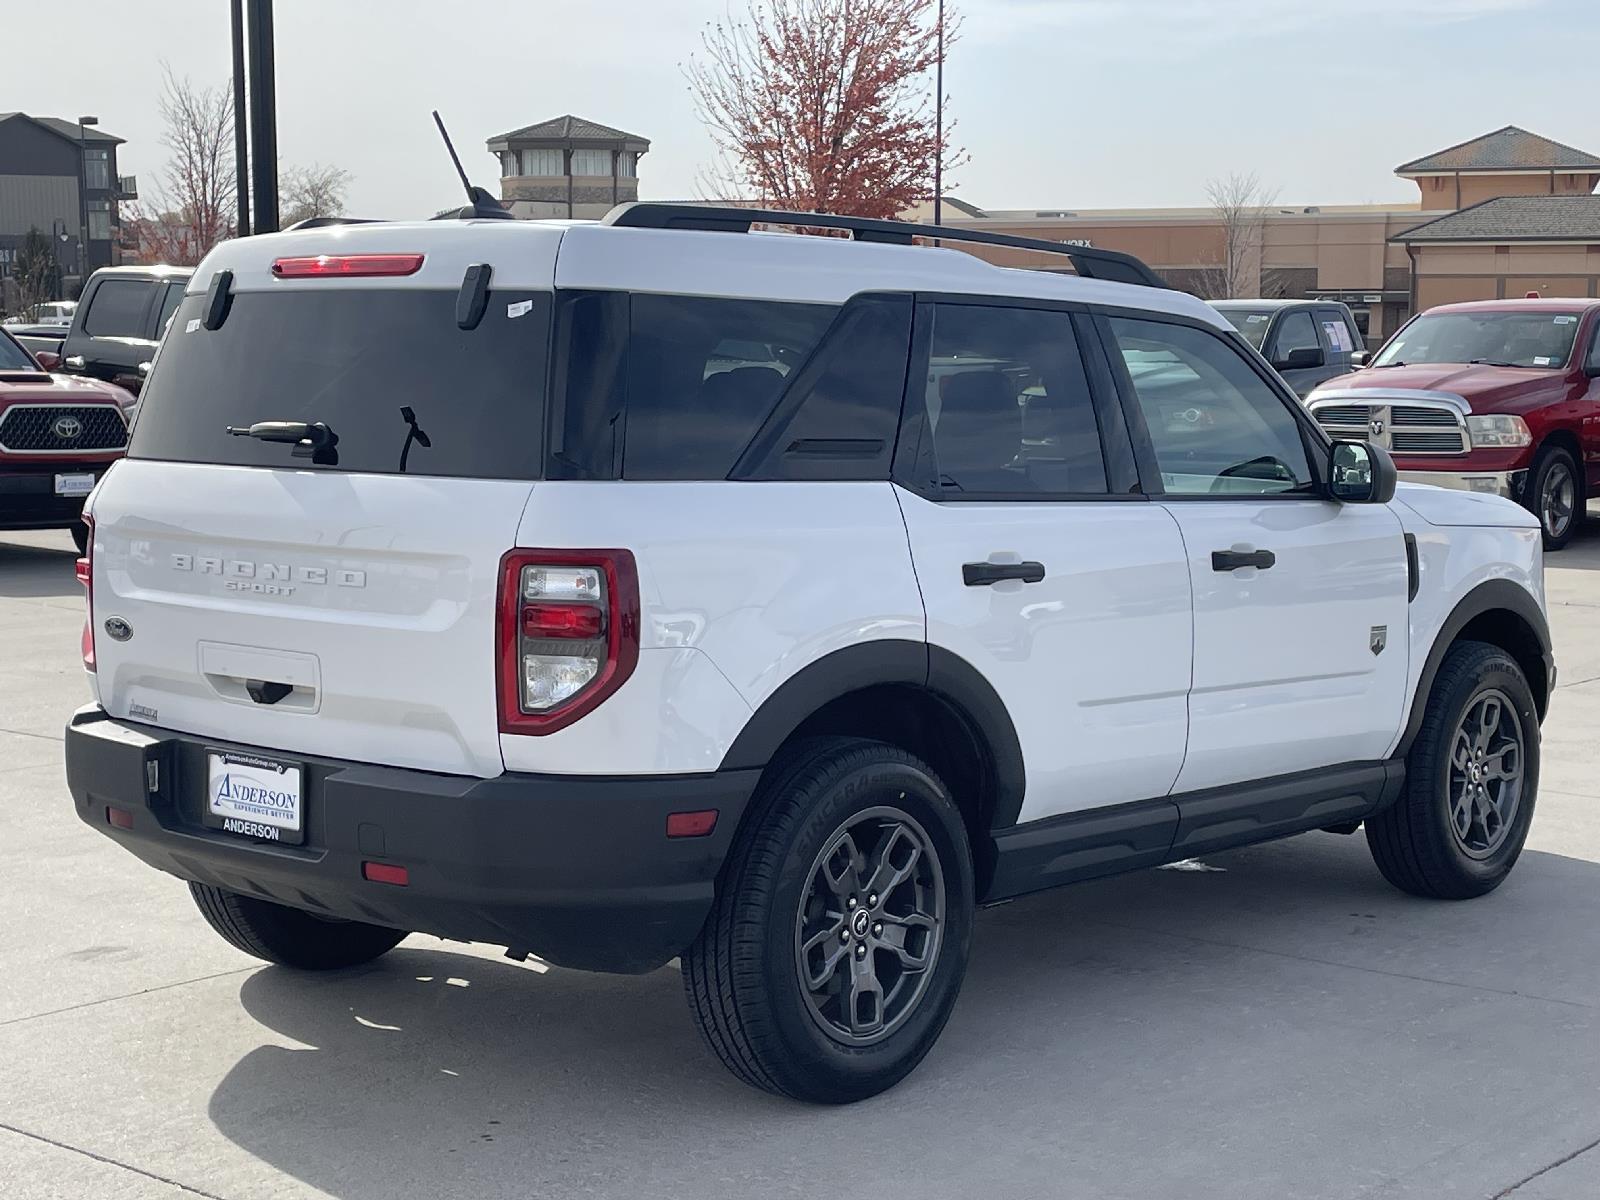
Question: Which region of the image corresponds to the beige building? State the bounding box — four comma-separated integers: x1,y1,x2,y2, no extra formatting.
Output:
488,115,650,220
919,126,1600,346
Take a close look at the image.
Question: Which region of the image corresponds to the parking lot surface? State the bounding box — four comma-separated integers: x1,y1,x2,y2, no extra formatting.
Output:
3,525,1599,1200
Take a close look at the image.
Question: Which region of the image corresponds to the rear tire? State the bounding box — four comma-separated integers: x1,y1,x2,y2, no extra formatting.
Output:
683,737,975,1103
1366,641,1539,899
189,883,406,969
1527,443,1581,550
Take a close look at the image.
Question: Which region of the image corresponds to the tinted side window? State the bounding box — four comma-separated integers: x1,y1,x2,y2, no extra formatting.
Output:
84,279,155,338
921,304,1107,496
155,283,186,339
624,296,835,479
738,295,911,481
1586,320,1600,373
1108,316,1313,496
1317,309,1356,355
1268,310,1319,361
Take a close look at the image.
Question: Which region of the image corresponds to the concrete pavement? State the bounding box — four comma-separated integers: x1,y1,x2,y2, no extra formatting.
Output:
3,525,1598,1200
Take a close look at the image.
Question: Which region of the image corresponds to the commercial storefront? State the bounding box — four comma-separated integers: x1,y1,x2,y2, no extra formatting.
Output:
922,126,1600,347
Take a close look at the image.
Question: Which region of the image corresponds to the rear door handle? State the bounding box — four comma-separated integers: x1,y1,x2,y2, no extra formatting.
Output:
64,355,86,369
1211,548,1276,572
963,561,1046,586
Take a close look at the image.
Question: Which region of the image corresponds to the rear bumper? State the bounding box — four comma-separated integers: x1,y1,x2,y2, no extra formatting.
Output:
1397,468,1528,501
64,706,758,973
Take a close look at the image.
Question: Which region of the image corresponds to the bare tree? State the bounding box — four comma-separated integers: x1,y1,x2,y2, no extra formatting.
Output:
685,0,964,218
10,228,58,314
1198,172,1278,300
126,66,236,266
282,163,353,227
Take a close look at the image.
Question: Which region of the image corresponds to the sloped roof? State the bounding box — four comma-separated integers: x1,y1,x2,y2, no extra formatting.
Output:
487,115,649,148
1397,126,1600,174
0,112,124,144
1394,195,1600,242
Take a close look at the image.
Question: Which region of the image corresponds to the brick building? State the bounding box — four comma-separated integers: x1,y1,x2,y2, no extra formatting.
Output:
487,115,649,220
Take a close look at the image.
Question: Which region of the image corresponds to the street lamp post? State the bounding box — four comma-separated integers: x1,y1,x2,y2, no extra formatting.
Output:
51,220,69,299
76,115,98,287
933,0,943,229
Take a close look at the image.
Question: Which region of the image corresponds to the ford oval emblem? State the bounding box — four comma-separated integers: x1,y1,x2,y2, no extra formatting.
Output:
103,616,133,642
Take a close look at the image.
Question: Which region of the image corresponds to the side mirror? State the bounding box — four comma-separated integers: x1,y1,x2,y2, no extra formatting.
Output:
1329,440,1397,504
1350,349,1371,368
1275,346,1325,371
33,350,61,370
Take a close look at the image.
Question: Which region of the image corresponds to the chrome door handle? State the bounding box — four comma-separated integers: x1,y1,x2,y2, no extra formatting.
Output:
65,355,86,369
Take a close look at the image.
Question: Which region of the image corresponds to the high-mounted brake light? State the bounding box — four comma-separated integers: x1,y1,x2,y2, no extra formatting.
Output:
271,254,424,279
497,550,639,735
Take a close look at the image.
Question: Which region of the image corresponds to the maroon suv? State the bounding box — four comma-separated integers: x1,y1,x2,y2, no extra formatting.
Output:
1308,298,1600,548
0,327,133,553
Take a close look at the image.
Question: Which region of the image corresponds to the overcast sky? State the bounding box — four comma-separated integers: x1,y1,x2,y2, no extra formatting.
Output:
11,0,1598,220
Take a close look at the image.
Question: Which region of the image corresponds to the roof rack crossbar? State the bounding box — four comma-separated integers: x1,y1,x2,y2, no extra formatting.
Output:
600,202,1168,288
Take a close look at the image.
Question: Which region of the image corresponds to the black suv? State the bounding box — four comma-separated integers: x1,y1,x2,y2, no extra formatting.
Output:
1212,299,1369,397
59,265,193,395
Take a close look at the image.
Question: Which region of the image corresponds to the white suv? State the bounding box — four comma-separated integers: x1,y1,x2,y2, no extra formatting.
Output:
65,204,1554,1103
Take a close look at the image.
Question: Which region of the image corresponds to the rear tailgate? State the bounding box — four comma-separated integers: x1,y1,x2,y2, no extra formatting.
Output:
87,222,561,777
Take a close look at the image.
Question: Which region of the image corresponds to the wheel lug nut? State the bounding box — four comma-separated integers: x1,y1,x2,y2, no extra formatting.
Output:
873,922,882,935
847,896,857,909
855,944,866,958
868,893,878,906
841,929,850,942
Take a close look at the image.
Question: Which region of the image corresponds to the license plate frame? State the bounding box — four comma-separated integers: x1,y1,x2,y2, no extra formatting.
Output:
54,472,95,497
202,750,305,845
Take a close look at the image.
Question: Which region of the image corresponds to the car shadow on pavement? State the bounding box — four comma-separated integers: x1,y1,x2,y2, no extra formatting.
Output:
0,537,80,600
206,833,1600,1200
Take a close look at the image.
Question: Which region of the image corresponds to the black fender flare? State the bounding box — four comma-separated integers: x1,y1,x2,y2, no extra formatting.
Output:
719,639,1028,830
1397,578,1553,759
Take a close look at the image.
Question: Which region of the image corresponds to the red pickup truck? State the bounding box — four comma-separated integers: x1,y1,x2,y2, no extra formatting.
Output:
0,326,134,553
1307,298,1600,549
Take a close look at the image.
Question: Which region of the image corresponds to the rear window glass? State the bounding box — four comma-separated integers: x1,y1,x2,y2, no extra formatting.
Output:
1217,307,1274,349
85,279,155,338
129,289,549,478
550,293,837,480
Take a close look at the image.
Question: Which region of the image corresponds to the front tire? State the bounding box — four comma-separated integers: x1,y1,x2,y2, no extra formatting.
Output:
189,883,406,969
683,738,975,1103
1366,641,1539,899
1527,444,1581,550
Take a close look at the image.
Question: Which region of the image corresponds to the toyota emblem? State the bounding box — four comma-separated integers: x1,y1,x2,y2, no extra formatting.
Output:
53,415,83,440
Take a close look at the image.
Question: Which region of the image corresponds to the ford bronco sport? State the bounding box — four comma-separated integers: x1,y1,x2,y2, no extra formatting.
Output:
1309,298,1600,550
65,205,1553,1103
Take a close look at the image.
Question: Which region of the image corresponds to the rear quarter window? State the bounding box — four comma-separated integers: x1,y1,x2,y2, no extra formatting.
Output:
129,288,550,479
84,279,156,338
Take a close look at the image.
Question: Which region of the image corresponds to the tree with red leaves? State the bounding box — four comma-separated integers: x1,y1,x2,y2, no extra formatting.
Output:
125,67,236,267
686,0,961,219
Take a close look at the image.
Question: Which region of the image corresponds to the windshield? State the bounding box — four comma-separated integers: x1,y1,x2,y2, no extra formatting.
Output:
1216,308,1275,349
0,331,38,371
1375,310,1582,369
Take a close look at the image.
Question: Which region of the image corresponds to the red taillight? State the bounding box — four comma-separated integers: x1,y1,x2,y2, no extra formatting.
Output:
497,550,639,736
77,511,94,672
362,861,409,886
522,603,604,640
271,254,424,279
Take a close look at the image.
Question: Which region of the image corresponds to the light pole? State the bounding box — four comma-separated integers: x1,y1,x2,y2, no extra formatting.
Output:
933,0,943,228
51,220,69,299
76,115,98,284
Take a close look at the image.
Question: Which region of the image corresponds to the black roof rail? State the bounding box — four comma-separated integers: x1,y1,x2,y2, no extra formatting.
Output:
282,216,383,231
600,202,1169,289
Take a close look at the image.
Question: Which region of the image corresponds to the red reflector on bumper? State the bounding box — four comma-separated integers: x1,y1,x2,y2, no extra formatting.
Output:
106,806,133,829
666,809,718,839
362,861,409,886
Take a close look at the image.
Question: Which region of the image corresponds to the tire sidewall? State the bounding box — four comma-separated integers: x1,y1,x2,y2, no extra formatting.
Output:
757,754,974,1099
1422,654,1540,887
1531,445,1580,549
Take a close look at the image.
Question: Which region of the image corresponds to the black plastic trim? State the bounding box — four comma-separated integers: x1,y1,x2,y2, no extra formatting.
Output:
718,640,1028,831
455,263,491,330
1397,580,1553,757
1404,533,1420,602
1167,760,1399,860
66,706,757,974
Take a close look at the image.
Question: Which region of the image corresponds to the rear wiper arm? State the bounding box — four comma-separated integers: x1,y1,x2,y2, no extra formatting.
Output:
226,420,339,465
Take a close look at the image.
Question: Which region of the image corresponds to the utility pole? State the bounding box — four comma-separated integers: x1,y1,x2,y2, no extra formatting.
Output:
231,0,251,237
245,0,278,233
76,115,98,284
933,0,943,229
